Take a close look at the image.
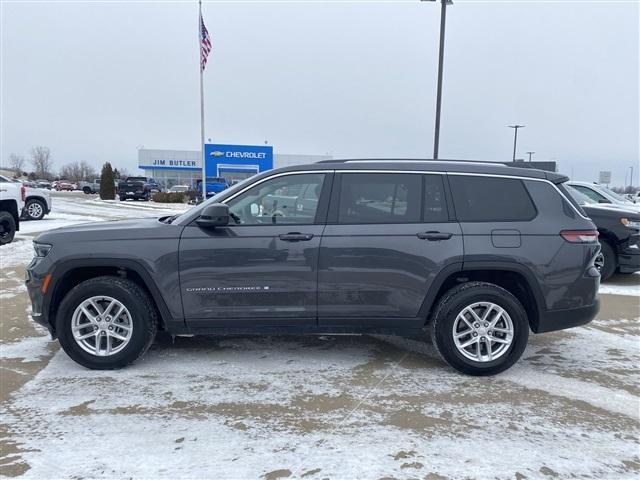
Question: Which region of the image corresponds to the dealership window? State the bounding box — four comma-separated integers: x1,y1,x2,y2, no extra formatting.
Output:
143,170,201,189
449,175,537,222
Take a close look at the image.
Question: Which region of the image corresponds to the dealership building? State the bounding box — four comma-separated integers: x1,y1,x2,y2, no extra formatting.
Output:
138,145,332,188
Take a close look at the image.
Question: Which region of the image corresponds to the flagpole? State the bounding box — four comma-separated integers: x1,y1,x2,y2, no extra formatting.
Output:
199,0,206,199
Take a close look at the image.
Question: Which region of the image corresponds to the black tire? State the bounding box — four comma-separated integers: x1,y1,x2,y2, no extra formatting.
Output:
0,211,17,245
24,199,46,220
596,240,616,281
119,196,126,202
83,187,91,194
430,281,529,376
56,276,157,370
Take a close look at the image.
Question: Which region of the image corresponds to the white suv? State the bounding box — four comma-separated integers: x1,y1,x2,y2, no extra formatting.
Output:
567,181,640,213
0,175,52,220
0,179,25,245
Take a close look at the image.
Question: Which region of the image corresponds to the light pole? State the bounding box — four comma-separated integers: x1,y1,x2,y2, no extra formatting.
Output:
526,151,535,162
422,0,453,160
630,166,635,187
508,125,525,161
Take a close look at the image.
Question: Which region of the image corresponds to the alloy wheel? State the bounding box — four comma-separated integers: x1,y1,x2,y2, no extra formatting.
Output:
71,296,133,357
27,202,43,219
452,302,514,363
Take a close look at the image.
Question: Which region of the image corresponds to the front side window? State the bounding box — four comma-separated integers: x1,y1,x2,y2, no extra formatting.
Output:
573,185,608,203
338,173,422,224
449,175,537,222
227,173,325,225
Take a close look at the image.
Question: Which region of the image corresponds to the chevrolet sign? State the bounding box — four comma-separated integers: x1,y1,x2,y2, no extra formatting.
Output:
211,151,224,157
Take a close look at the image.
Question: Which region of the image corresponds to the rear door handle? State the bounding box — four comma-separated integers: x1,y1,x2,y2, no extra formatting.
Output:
279,233,314,242
417,231,453,241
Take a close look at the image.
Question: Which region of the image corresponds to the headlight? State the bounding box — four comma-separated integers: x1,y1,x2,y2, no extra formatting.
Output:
621,218,640,229
33,242,52,257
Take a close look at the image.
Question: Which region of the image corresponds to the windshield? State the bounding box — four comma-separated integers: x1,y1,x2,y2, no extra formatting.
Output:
600,185,634,203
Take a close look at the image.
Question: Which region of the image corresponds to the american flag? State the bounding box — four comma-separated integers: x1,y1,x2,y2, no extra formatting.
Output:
200,14,212,71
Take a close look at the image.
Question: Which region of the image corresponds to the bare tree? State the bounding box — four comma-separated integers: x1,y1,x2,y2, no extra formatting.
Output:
59,160,96,182
8,154,26,177
31,146,53,179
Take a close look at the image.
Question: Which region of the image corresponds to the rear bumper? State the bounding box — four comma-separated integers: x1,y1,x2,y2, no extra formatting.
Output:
533,299,600,333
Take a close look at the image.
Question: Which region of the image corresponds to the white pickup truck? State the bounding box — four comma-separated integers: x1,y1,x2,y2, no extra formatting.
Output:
0,180,25,245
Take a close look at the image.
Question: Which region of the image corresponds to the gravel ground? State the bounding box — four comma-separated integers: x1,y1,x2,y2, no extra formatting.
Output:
1,191,638,479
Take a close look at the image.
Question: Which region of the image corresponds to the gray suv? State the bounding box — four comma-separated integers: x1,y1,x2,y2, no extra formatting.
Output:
26,160,601,375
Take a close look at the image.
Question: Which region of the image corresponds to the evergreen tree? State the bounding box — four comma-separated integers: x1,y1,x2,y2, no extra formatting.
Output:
100,162,116,200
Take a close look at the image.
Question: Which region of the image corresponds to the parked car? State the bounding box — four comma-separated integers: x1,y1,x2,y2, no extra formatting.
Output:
0,175,52,221
55,181,75,191
196,176,230,198
0,179,25,244
26,160,602,374
78,179,100,194
565,185,640,280
35,179,52,190
567,181,640,213
168,185,190,193
117,176,159,201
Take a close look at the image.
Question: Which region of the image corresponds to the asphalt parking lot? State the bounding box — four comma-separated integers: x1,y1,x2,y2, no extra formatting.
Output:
1,191,639,479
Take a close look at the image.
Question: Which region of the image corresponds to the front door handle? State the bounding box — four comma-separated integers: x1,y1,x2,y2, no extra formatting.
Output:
417,231,453,241
279,233,314,242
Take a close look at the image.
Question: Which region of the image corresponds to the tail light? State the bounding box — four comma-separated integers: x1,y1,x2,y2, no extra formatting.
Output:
21,185,26,201
560,230,599,243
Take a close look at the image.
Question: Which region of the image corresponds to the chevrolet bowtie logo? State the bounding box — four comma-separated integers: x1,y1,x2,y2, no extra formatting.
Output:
211,151,224,157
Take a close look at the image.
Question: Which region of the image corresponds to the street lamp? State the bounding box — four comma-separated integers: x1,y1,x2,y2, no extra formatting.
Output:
422,0,453,160
507,125,525,161
526,151,535,162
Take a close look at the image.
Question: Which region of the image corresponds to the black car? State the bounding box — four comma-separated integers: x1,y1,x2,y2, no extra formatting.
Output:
117,177,162,201
26,160,601,375
565,185,640,280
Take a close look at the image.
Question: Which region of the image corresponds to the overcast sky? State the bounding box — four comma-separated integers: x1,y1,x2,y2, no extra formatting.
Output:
2,0,638,185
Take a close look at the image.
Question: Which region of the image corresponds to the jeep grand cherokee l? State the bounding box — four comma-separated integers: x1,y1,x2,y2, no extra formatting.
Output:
26,160,600,375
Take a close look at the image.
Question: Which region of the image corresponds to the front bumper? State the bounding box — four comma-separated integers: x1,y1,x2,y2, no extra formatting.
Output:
533,299,600,334
618,238,640,273
25,259,54,336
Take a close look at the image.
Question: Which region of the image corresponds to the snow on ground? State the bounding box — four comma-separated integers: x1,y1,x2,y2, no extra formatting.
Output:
1,193,639,479
3,331,639,479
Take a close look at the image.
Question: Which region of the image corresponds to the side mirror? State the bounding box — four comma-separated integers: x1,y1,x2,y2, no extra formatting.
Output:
196,203,229,228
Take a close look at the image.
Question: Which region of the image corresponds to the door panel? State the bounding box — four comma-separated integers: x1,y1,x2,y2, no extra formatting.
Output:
179,172,330,326
318,223,463,324
179,224,324,325
317,172,462,327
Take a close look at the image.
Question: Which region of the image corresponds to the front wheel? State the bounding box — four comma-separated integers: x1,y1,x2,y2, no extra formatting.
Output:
430,281,529,376
0,212,17,245
56,276,157,369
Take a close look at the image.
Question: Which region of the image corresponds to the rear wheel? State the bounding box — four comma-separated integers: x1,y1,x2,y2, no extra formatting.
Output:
595,240,616,281
83,187,91,194
0,212,17,245
24,199,46,220
430,281,529,376
57,276,157,369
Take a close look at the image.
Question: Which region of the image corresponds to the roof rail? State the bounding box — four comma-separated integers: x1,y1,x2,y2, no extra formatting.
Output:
315,158,506,165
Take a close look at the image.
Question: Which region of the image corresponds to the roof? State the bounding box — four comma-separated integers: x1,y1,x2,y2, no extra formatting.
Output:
277,159,568,183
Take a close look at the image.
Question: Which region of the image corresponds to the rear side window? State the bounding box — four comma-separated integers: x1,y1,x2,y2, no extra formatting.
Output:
423,174,449,222
338,173,421,224
449,175,537,222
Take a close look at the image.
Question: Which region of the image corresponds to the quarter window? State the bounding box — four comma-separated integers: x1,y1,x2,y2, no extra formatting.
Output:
226,173,325,225
338,173,422,224
449,175,537,222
